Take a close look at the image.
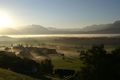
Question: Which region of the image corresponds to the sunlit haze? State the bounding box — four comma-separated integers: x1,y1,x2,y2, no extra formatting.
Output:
0,0,120,28
0,11,13,28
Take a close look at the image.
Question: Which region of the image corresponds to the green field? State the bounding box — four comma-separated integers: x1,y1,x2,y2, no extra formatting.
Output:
51,56,84,71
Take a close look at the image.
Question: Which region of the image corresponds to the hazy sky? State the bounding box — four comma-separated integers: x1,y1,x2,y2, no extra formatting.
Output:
0,0,120,28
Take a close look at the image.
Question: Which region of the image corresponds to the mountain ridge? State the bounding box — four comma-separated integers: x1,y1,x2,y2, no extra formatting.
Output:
0,20,120,34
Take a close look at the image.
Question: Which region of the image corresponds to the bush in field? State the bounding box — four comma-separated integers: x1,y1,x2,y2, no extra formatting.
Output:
40,59,54,74
70,45,120,80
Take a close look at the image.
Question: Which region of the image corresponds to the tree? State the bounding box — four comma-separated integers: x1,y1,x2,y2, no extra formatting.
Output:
71,45,120,80
40,59,54,75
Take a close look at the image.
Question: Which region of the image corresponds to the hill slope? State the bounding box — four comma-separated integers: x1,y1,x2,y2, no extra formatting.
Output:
0,68,37,80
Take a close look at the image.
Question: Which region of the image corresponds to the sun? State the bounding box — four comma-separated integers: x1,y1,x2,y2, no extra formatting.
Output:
0,11,13,28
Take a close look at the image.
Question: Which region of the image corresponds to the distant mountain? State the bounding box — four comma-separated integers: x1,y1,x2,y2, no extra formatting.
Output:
50,20,120,34
82,24,111,31
47,27,57,30
98,20,120,33
81,20,120,33
19,24,51,34
0,20,120,35
17,25,83,34
0,28,19,35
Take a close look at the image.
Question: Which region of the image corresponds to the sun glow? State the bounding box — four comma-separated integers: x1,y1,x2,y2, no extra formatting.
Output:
0,11,13,28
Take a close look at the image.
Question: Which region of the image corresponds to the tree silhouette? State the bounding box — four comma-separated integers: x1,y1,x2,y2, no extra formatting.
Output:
40,59,54,75
71,45,120,80
0,51,54,79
